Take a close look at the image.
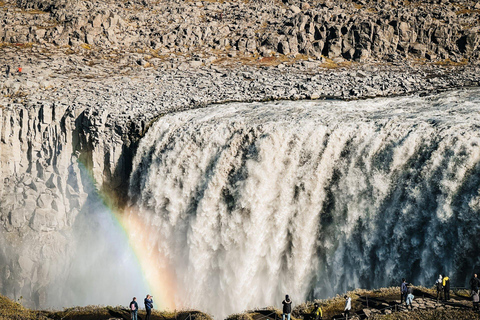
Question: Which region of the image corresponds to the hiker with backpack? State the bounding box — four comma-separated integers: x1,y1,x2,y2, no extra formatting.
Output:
442,275,450,301
144,294,154,320
282,295,293,320
129,297,138,320
435,275,443,301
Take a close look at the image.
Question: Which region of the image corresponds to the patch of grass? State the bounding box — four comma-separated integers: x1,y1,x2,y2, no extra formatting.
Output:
226,307,286,320
0,295,49,320
22,9,48,14
433,58,469,66
0,294,212,320
456,8,480,15
0,42,34,49
319,56,354,69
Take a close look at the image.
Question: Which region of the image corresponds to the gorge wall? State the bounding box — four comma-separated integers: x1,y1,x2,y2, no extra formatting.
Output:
0,102,142,308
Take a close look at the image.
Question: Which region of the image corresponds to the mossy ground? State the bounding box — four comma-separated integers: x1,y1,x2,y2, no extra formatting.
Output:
0,294,211,320
2,287,479,320
229,287,480,320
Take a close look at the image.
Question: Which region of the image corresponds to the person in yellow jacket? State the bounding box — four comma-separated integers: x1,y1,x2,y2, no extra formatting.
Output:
311,302,322,320
442,275,450,301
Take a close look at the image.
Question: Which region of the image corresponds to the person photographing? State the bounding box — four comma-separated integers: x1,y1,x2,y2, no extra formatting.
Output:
144,294,154,320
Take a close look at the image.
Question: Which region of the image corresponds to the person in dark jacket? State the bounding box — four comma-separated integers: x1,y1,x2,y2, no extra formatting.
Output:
129,297,138,320
282,295,292,320
435,275,443,301
400,278,407,305
144,294,153,320
311,302,322,320
470,274,480,293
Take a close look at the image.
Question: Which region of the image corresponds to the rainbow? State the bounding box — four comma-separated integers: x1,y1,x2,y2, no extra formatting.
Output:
78,160,178,311
120,207,178,310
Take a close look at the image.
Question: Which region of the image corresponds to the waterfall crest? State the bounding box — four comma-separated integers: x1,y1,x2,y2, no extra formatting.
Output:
128,89,480,318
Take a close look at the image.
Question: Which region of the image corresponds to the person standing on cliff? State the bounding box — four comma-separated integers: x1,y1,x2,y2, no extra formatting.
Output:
282,295,292,320
311,302,322,320
442,275,450,301
144,294,153,320
400,278,408,305
344,295,351,319
470,274,480,293
435,274,443,301
129,297,138,320
472,288,480,311
406,284,414,310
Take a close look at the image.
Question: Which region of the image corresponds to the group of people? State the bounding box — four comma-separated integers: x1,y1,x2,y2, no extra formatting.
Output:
400,278,415,309
400,273,480,312
434,274,451,301
282,294,352,320
129,294,154,320
127,277,478,320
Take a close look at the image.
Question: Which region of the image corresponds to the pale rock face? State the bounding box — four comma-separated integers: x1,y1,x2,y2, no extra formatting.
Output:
0,103,124,308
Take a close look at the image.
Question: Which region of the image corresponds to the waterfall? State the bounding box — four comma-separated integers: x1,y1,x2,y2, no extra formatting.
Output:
128,88,480,318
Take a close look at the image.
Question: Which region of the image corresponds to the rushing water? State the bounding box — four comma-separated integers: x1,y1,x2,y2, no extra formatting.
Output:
128,88,480,318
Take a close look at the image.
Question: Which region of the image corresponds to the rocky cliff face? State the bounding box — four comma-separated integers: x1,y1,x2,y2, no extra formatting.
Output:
0,103,80,306
1,0,479,63
0,103,129,307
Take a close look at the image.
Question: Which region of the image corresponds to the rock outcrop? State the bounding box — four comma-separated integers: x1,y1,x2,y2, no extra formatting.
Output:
0,0,479,63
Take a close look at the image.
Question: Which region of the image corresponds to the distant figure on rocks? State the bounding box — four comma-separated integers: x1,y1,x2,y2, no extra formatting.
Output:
435,274,443,301
442,275,450,301
470,274,480,293
472,288,479,311
344,295,351,320
129,297,138,320
311,302,322,320
5,65,10,78
144,294,153,320
406,285,414,310
282,295,292,320
400,278,408,304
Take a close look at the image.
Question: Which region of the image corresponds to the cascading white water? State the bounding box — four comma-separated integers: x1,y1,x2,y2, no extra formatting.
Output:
128,88,480,318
